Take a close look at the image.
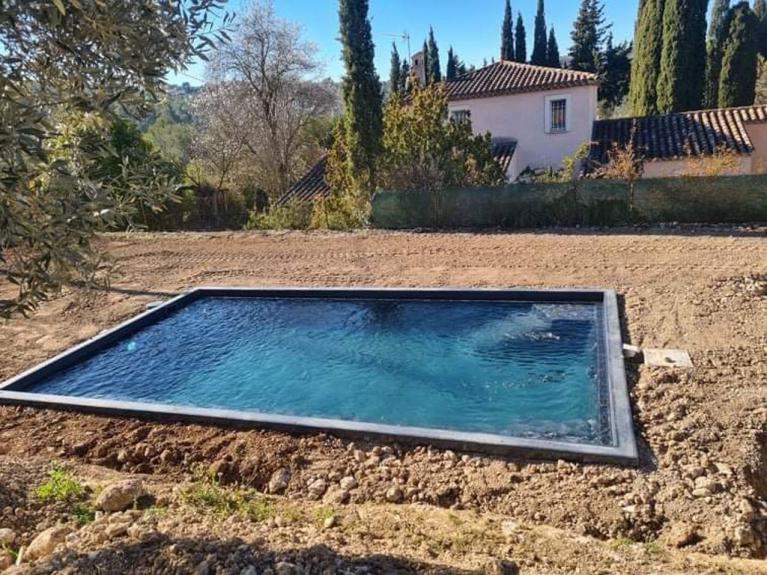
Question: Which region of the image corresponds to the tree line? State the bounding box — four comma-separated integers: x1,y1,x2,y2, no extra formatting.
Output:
387,1,630,116
631,0,767,115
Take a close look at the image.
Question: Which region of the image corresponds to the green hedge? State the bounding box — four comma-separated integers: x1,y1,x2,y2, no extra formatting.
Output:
371,175,767,229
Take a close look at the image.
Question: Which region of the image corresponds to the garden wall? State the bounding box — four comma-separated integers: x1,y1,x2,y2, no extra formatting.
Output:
371,175,767,229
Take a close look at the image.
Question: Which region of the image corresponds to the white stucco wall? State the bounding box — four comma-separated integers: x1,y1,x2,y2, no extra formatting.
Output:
744,123,767,173
641,156,753,179
448,85,598,181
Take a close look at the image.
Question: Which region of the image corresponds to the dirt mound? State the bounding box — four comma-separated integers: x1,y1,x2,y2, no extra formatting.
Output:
0,228,765,572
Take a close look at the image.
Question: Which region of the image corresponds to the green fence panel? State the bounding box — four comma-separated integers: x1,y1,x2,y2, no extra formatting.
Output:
371,174,767,229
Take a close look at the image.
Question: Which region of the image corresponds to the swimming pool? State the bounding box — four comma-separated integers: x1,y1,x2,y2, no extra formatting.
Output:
0,288,637,464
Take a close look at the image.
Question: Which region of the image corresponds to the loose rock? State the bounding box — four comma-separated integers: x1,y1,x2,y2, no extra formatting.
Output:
274,561,298,575
664,522,699,548
385,486,403,503
307,478,327,500
268,468,291,494
339,476,357,491
94,479,144,512
25,526,70,561
0,528,16,546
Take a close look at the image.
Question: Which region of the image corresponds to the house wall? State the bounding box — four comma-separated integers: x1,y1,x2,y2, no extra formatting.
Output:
744,123,767,173
448,84,598,181
642,156,752,179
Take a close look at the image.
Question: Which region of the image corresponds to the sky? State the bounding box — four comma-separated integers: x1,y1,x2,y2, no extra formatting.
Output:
169,0,640,86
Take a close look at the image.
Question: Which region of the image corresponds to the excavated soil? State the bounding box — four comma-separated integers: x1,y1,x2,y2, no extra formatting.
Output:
0,227,765,574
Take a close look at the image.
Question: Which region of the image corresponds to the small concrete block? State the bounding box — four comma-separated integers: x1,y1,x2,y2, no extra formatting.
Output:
622,344,643,360
643,349,693,368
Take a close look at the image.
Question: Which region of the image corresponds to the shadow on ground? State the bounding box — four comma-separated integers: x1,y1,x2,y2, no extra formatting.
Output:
410,224,766,239
616,293,656,473
48,536,511,574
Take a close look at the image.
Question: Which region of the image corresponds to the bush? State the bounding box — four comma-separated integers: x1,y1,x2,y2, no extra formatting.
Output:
247,201,313,230
310,189,369,230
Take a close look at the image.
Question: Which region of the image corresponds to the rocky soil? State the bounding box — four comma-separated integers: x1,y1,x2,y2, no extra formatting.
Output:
0,228,765,573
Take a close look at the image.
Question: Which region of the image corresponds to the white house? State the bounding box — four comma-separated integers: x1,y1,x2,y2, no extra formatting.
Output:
278,60,767,205
442,60,599,181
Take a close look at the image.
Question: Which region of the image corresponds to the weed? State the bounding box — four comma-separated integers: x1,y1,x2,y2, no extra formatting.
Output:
313,506,335,527
36,466,84,503
643,540,664,557
182,476,277,522
144,506,169,519
2,545,18,562
71,503,96,526
279,504,304,524
610,537,634,550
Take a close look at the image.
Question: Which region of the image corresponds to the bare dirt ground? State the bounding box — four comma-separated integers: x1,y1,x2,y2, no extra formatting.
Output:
0,227,765,574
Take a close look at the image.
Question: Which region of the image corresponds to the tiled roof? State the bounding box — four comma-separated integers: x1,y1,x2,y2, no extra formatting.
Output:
276,157,331,206
277,142,518,204
444,60,599,101
492,140,517,174
589,105,767,165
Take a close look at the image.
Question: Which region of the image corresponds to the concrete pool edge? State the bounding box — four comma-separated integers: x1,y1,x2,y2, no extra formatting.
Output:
0,287,639,466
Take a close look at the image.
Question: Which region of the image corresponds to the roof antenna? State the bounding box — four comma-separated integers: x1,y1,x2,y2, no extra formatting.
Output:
383,31,411,60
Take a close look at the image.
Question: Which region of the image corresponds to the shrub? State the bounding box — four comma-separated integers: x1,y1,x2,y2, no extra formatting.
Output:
377,86,506,193
310,189,369,230
247,201,313,230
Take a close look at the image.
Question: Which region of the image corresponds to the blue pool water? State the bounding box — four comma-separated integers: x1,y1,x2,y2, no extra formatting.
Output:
22,297,611,445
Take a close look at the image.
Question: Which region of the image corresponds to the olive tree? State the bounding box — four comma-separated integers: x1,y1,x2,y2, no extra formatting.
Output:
205,0,338,198
0,0,230,316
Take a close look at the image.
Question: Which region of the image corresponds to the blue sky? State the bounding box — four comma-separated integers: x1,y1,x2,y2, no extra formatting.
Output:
170,0,640,85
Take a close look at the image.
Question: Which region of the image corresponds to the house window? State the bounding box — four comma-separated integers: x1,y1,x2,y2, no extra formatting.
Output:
450,109,471,124
545,95,570,133
550,99,567,132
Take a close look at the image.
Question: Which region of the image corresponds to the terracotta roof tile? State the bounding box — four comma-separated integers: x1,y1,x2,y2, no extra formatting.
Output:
492,140,517,174
275,157,331,206
444,60,599,101
589,105,767,166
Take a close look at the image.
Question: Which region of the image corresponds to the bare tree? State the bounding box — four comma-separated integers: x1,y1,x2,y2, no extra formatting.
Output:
205,0,338,198
190,83,249,193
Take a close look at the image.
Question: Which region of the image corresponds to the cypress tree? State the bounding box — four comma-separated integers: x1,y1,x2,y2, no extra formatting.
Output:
427,27,441,83
531,0,548,65
399,59,410,94
629,0,666,116
446,46,457,80
515,13,527,62
719,2,759,107
705,0,731,108
754,0,767,56
656,0,708,113
338,0,383,188
421,39,430,85
389,43,401,98
547,27,561,67
601,34,633,111
569,0,609,73
501,0,515,60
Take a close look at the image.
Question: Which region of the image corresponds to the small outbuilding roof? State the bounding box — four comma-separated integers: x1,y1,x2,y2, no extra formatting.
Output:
589,104,767,166
444,60,599,102
276,157,331,206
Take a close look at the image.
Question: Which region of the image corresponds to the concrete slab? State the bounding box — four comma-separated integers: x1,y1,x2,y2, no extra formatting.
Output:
643,348,693,368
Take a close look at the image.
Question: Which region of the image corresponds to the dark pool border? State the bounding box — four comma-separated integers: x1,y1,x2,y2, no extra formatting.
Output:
0,287,638,465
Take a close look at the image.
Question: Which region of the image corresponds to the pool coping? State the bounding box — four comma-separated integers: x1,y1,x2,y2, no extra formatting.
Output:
0,287,638,465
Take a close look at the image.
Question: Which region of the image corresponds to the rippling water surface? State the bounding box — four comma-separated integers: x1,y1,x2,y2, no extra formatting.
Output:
25,297,610,445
